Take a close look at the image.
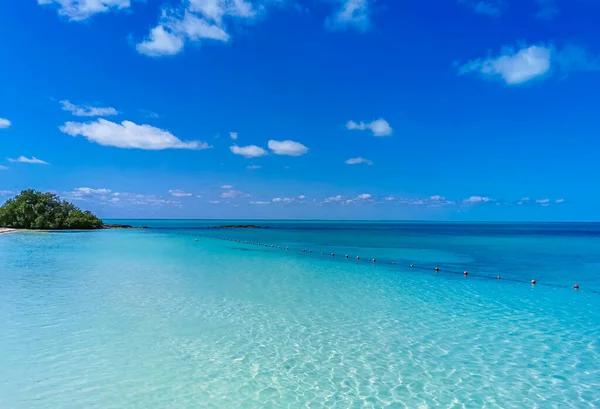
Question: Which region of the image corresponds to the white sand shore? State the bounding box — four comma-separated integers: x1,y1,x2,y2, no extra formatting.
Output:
0,228,20,234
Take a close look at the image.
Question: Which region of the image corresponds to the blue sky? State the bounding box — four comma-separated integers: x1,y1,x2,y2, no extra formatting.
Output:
1,0,599,220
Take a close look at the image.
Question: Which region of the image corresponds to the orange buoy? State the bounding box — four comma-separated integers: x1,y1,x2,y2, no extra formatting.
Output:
574,284,580,290
463,271,468,276
531,280,536,285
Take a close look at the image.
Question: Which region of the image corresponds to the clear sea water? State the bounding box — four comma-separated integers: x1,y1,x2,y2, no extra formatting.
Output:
1,221,599,408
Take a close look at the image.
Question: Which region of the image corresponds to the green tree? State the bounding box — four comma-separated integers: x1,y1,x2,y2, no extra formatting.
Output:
0,189,103,229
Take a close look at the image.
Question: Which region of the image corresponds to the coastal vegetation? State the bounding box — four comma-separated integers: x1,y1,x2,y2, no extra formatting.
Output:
0,189,103,230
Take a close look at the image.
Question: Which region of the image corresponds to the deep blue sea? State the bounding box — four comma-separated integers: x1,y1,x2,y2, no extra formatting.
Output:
1,221,599,408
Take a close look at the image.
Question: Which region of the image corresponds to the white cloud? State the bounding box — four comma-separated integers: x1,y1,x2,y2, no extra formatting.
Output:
250,201,271,205
459,45,551,85
221,185,233,189
209,200,221,204
272,197,294,203
346,118,393,137
536,198,550,204
463,196,493,203
268,140,309,156
229,132,238,140
521,197,531,201
298,195,306,200
324,195,343,203
37,0,130,21
247,165,262,169
385,196,395,201
345,157,373,165
327,0,371,32
230,144,268,158
7,156,49,165
137,0,261,57
60,100,118,117
71,187,112,196
0,190,14,195
60,119,208,150
357,193,371,200
221,189,249,198
430,195,446,201
136,25,185,57
0,166,9,170
555,198,565,204
0,118,11,128
458,43,600,85
169,189,192,197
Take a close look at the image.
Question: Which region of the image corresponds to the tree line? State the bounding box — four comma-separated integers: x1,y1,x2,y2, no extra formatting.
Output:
0,189,103,229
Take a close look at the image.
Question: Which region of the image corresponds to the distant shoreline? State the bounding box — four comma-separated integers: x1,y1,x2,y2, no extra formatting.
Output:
0,228,19,235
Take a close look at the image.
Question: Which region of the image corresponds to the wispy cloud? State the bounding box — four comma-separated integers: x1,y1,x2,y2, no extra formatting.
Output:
345,157,373,165
250,200,270,205
60,100,118,117
229,132,238,140
458,43,600,85
323,195,343,203
268,140,309,156
37,0,130,21
536,198,550,204
69,187,112,196
247,165,262,169
459,0,505,17
272,197,295,203
535,0,559,20
230,144,268,158
7,156,49,164
555,198,565,204
326,0,371,32
136,25,185,57
221,189,249,199
136,0,262,57
221,185,233,189
347,118,393,137
0,190,14,195
169,189,192,197
60,119,209,150
463,196,494,203
0,118,11,128
0,165,9,170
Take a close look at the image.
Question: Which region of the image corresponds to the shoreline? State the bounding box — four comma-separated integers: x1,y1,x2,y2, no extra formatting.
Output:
0,228,20,235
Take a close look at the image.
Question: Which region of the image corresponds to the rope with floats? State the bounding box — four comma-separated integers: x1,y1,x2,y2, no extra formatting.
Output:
165,231,592,294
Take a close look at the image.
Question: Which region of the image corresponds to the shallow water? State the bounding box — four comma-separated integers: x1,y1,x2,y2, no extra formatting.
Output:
1,222,599,408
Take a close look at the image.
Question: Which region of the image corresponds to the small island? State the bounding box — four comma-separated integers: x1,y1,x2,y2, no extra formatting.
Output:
0,189,104,230
210,224,267,229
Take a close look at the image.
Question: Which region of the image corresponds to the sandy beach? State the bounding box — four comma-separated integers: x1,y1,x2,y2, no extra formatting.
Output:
0,228,19,234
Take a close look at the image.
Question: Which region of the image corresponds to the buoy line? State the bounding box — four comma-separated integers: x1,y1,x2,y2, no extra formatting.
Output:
170,231,593,294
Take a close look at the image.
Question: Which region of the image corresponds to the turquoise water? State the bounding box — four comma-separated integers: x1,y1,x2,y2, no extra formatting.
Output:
1,222,599,408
